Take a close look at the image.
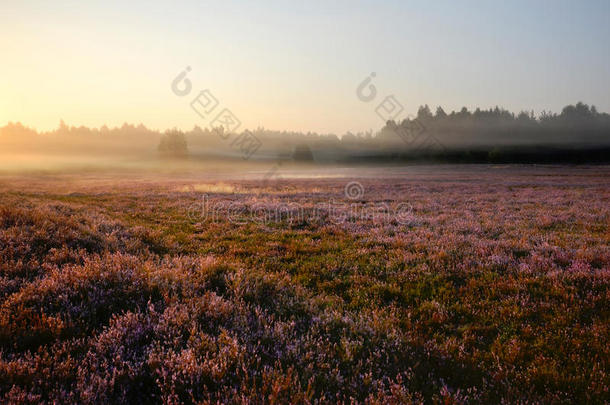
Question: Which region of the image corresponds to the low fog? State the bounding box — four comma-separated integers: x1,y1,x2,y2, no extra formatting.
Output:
2,102,610,170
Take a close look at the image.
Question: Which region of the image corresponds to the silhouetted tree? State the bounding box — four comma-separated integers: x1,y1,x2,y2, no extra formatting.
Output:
435,106,447,119
158,130,188,157
292,144,314,161
417,105,433,122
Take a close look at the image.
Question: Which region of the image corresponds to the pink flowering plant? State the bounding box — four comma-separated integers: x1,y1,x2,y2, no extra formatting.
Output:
0,166,608,404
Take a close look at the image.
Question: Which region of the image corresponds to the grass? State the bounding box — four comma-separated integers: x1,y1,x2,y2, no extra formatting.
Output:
0,166,608,404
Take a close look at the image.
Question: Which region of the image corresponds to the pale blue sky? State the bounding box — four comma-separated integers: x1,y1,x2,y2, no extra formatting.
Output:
1,0,609,133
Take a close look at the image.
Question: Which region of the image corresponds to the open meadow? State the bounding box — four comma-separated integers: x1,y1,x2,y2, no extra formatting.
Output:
0,164,608,403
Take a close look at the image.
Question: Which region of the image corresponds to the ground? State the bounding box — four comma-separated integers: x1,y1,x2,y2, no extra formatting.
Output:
0,165,608,404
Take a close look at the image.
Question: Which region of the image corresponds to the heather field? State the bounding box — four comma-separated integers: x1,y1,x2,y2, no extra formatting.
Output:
0,165,608,404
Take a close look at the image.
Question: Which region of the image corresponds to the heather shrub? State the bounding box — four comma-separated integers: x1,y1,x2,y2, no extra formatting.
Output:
0,169,608,403
0,203,152,285
77,310,158,404
0,254,157,351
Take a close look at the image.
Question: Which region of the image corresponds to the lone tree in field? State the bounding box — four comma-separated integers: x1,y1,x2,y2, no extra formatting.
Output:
158,130,188,157
292,143,314,161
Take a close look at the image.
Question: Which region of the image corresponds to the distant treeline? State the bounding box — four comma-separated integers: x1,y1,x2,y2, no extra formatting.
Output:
380,101,610,148
1,102,609,163
371,102,610,163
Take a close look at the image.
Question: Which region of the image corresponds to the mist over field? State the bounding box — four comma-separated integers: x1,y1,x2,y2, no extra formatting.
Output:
2,101,610,170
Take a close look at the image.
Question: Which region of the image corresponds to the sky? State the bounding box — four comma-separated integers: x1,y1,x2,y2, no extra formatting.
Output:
1,0,609,134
